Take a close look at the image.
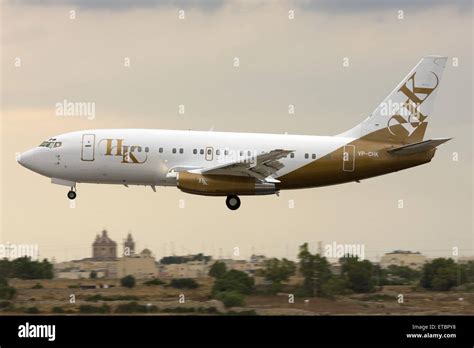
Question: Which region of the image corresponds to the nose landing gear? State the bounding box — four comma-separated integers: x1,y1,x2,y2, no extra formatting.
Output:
225,195,241,210
67,187,77,200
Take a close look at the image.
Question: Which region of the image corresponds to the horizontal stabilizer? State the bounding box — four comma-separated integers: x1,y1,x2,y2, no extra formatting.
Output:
387,138,451,156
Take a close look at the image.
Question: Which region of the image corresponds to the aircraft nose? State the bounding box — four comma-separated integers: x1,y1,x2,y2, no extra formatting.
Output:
17,148,39,171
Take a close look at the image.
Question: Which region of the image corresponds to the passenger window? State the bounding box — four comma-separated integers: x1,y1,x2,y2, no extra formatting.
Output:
239,151,243,156
290,153,294,158
247,150,251,156
224,150,228,156
216,149,220,156
179,148,184,154
193,149,197,155
207,149,212,155
172,148,177,154
200,149,204,155
305,153,309,159
145,147,149,153
312,154,316,159
159,147,163,153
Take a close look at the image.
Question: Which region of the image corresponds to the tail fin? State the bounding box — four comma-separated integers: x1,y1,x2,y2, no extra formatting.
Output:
340,56,447,144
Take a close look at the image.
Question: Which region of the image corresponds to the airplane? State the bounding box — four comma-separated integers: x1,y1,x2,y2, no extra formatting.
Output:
17,56,450,210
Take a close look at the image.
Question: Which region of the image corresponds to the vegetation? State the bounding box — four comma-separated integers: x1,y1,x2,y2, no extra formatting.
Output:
120,275,136,288
258,258,296,293
90,270,97,279
160,253,212,265
379,265,421,285
115,301,157,313
340,255,376,293
211,269,254,307
0,257,53,279
212,270,254,295
0,277,16,300
170,278,198,289
31,283,43,289
143,278,166,286
24,306,40,314
79,304,110,313
214,290,245,308
297,243,332,296
420,258,458,291
209,261,227,279
85,294,139,302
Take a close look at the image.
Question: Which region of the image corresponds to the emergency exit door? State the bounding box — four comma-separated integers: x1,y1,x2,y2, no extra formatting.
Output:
81,134,95,161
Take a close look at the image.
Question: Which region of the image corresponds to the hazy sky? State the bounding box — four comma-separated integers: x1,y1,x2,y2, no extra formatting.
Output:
1,0,472,262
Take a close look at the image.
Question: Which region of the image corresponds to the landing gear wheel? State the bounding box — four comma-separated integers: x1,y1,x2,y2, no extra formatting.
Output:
67,190,76,200
226,195,241,210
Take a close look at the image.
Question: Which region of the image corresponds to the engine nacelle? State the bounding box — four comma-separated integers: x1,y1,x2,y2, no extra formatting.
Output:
177,172,276,196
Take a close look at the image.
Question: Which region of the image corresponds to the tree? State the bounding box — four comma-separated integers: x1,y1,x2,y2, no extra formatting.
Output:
420,258,458,291
120,275,136,288
212,270,254,295
170,278,198,289
340,255,375,293
298,243,332,296
209,261,227,279
214,291,245,308
0,277,16,300
261,258,296,285
381,265,421,285
90,270,97,279
0,257,53,279
458,261,474,284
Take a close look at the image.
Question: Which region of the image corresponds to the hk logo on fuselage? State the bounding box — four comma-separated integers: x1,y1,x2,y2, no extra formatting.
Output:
100,138,148,164
386,71,439,137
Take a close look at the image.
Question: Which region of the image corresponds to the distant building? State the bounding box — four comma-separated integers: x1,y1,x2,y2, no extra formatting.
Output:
159,260,211,278
92,230,117,260
123,233,135,257
457,256,474,264
380,250,427,269
116,249,157,279
56,269,106,280
55,231,160,279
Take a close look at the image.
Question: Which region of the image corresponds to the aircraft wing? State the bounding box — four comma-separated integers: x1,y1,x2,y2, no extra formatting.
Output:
387,138,451,156
189,149,293,180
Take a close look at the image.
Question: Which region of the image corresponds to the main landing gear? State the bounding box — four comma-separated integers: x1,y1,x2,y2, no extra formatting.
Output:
225,195,241,210
67,187,77,200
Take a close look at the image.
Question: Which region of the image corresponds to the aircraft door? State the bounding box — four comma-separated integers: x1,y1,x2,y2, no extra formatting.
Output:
81,134,95,161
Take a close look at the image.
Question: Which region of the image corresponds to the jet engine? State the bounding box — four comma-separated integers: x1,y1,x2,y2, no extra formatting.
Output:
176,172,276,196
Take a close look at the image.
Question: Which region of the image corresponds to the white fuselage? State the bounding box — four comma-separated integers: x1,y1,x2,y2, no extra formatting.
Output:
18,129,354,187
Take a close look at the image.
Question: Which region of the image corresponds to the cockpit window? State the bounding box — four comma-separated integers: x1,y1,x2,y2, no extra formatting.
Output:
39,141,62,148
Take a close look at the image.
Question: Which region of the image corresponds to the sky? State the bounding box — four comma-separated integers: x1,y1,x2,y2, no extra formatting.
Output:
1,0,472,262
